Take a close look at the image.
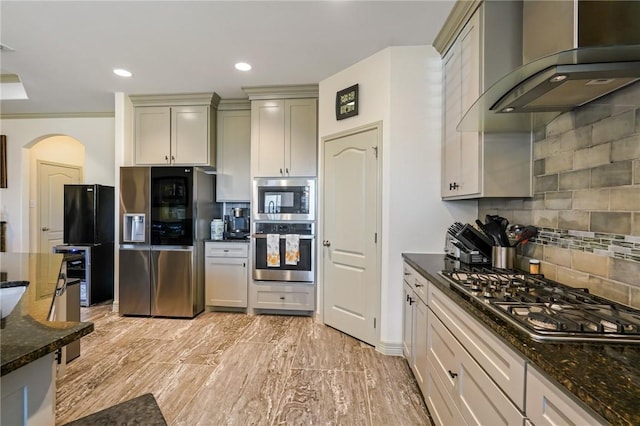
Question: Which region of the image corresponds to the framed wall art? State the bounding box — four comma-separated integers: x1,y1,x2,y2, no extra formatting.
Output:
335,84,359,120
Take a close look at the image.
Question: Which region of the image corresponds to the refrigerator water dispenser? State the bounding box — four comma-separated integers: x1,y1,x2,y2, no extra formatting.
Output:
123,214,145,242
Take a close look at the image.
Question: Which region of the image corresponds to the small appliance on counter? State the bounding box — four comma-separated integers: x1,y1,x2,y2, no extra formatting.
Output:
224,207,250,240
445,222,492,265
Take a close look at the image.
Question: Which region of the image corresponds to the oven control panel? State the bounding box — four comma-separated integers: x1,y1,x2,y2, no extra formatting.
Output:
254,222,314,235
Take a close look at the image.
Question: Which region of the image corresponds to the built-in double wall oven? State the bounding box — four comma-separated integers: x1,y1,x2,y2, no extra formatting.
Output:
252,178,316,283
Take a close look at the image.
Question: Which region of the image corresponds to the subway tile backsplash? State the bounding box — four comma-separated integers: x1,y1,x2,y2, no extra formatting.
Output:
478,81,640,308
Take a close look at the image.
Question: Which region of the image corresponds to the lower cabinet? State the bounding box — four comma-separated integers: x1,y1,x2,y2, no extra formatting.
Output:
403,265,429,396
204,242,248,308
250,281,315,311
526,365,606,426
402,260,608,426
427,309,524,426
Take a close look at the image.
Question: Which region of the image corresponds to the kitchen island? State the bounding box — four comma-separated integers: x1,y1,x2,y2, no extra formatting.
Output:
1,252,94,425
403,253,639,426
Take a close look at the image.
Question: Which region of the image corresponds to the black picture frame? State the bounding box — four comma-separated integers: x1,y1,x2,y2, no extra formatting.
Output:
335,84,359,120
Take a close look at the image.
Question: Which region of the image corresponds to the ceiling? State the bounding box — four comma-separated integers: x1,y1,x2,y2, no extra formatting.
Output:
0,1,455,116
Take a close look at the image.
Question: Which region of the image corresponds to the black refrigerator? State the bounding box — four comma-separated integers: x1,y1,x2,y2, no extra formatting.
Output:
59,184,115,306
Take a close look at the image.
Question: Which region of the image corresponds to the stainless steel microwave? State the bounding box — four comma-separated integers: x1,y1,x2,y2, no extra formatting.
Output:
253,178,315,221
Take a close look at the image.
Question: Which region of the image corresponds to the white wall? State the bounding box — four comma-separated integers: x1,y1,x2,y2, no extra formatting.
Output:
0,117,115,251
319,46,476,351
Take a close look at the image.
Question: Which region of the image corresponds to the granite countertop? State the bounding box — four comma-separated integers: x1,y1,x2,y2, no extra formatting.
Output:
403,253,640,426
1,252,94,376
204,239,249,243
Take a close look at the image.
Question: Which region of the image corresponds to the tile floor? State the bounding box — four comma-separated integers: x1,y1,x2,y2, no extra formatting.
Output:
56,305,431,425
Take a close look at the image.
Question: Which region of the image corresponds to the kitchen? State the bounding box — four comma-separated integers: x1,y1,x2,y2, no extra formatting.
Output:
2,0,640,425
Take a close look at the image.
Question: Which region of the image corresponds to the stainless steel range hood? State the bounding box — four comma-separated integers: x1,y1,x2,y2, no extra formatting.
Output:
458,1,640,133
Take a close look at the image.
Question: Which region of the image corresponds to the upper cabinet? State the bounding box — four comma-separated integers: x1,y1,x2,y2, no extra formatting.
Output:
216,100,251,202
244,85,318,178
131,93,220,168
438,1,532,200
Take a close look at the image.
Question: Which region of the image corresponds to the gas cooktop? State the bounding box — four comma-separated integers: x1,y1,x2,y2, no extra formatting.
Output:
440,267,640,344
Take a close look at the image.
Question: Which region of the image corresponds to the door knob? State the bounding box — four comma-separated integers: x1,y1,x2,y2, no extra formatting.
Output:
42,227,50,231
323,240,331,247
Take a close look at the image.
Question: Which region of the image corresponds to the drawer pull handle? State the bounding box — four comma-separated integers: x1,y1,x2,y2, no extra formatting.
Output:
280,296,285,300
224,249,229,252
404,272,411,276
448,370,458,379
414,282,423,288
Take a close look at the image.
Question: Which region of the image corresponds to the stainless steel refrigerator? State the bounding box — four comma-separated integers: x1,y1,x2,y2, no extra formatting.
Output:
119,166,217,318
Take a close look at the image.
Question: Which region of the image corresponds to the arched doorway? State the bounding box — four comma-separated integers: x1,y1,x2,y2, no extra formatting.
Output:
27,135,85,253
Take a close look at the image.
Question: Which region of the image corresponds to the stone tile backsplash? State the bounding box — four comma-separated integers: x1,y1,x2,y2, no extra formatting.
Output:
478,81,640,308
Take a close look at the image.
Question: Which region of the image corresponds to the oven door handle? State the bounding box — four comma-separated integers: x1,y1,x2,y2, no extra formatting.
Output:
252,234,315,240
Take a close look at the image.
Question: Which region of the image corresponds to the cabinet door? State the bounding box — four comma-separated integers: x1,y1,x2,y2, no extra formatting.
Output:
526,367,604,426
251,100,286,177
412,297,428,396
205,257,248,308
426,359,465,426
285,98,317,177
457,13,481,197
217,110,251,201
135,106,171,165
402,282,414,359
442,47,461,197
171,105,210,165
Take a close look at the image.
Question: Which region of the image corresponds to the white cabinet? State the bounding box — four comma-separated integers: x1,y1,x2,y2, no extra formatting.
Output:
402,263,429,396
204,242,248,308
131,93,219,167
250,281,315,311
440,2,531,199
526,366,606,426
427,309,525,426
251,98,317,177
216,106,251,201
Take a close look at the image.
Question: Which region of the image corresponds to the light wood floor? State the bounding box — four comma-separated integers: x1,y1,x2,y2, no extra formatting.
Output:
56,305,431,425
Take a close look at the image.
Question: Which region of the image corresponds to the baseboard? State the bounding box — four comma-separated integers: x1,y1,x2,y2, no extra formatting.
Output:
375,340,404,356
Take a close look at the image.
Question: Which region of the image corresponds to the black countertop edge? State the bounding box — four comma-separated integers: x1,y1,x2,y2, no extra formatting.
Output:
1,322,94,376
402,253,639,426
204,239,250,243
1,280,30,289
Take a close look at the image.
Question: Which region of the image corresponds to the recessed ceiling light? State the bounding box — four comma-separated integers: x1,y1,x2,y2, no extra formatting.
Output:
235,62,252,71
113,68,132,77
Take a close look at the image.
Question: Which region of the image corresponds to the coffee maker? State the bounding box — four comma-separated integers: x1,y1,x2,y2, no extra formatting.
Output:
224,208,250,239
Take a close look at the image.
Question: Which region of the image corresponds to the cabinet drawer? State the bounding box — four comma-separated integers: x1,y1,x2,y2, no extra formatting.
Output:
426,358,464,426
251,283,314,311
403,263,428,304
429,284,526,410
205,242,248,258
428,311,525,426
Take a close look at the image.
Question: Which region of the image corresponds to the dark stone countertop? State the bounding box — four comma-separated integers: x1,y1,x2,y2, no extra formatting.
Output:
204,238,250,243
63,393,167,425
1,252,94,376
403,253,640,426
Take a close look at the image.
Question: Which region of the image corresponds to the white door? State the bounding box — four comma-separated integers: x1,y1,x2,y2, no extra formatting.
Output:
322,124,380,346
37,162,81,289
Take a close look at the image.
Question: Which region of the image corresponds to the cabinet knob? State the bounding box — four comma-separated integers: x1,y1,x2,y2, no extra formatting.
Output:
165,155,169,162
448,370,458,379
242,262,246,268
171,155,175,162
285,168,289,175
280,296,285,300
42,227,50,231
280,168,283,175
449,182,459,190
414,280,423,288
322,240,331,247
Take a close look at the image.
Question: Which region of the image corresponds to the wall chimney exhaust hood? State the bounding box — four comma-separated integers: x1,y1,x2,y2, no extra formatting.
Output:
458,1,640,133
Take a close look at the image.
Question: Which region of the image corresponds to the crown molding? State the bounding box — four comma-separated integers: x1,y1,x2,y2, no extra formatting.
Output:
129,92,221,108
0,112,114,119
433,0,481,56
242,84,319,100
218,98,251,111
